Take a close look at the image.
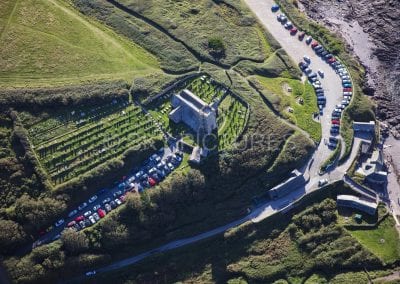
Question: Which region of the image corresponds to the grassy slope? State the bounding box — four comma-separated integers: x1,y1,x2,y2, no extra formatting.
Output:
116,0,270,65
0,0,160,88
93,197,391,284
348,217,400,264
253,76,321,142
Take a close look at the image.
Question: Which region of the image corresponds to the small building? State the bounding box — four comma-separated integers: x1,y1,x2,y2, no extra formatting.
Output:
337,194,378,215
268,170,305,199
353,121,375,133
360,140,372,157
357,149,387,186
188,146,209,165
169,89,217,136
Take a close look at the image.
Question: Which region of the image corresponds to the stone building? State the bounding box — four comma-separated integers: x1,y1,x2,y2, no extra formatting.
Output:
169,89,217,136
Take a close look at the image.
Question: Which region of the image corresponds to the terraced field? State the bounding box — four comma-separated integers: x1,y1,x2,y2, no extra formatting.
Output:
0,0,160,87
23,100,161,185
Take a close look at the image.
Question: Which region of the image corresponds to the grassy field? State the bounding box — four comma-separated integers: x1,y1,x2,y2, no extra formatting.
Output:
21,100,161,185
347,217,400,264
116,0,270,65
252,76,321,142
0,0,160,88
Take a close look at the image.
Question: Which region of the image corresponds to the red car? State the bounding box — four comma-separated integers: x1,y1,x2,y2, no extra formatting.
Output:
97,209,106,218
328,57,336,64
67,221,76,227
298,32,305,40
311,41,319,48
332,120,341,125
290,27,298,35
75,215,84,222
148,177,157,187
343,88,352,92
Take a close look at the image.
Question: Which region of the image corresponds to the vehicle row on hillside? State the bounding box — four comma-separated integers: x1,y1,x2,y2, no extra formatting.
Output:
38,150,183,245
274,4,353,152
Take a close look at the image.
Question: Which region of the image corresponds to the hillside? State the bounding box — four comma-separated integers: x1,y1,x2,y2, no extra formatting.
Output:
0,0,160,88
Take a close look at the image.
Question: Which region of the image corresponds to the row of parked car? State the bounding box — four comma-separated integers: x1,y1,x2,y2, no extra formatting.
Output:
50,150,183,240
273,3,353,151
307,38,352,148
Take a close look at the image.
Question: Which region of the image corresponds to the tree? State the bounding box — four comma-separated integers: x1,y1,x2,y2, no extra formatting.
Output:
208,37,226,57
61,228,89,255
13,194,67,230
0,219,27,254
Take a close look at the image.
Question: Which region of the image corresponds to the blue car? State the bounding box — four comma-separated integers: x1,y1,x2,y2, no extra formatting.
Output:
271,4,280,12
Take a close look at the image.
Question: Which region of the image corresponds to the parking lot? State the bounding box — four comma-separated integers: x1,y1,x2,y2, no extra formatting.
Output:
34,144,183,247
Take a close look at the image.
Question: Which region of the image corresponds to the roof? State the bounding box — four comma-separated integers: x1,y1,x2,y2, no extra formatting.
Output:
337,195,378,210
179,89,208,111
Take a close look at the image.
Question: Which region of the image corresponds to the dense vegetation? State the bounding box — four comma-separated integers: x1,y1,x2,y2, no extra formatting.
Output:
91,192,396,283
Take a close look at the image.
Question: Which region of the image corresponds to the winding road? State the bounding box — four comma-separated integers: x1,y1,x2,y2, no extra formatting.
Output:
60,1,373,282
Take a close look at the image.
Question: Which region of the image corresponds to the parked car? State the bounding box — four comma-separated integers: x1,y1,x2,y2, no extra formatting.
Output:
89,216,96,225
271,3,280,12
298,32,305,40
75,215,84,222
93,204,101,211
328,57,337,64
332,119,340,125
83,210,92,217
318,179,328,187
113,190,123,197
284,22,293,29
318,69,324,78
119,194,127,203
68,210,78,218
93,213,100,221
303,55,311,63
88,195,97,203
304,67,312,74
330,128,339,135
102,197,111,204
73,223,81,231
167,162,175,171
305,36,312,45
324,53,333,60
290,27,298,35
115,198,122,206
311,41,319,48
109,200,117,209
67,220,76,227
308,72,317,78
148,177,157,187
79,220,86,229
55,219,64,227
78,202,88,211
97,209,106,218
328,142,337,149
104,203,112,212
329,137,338,144
86,271,96,277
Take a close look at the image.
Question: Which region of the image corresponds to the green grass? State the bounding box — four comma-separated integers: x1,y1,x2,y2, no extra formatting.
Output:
0,0,160,88
23,101,161,185
347,217,400,264
116,0,270,65
253,76,321,142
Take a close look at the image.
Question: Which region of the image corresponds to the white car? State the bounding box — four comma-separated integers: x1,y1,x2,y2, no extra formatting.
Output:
89,215,96,224
115,198,122,206
318,179,328,187
55,219,64,227
86,271,96,277
303,55,311,63
88,195,97,203
83,210,92,217
318,69,324,78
